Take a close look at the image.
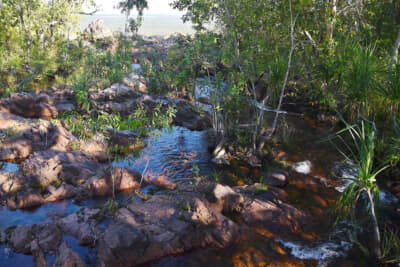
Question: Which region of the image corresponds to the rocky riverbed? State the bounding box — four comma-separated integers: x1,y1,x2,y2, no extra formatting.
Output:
1,40,399,266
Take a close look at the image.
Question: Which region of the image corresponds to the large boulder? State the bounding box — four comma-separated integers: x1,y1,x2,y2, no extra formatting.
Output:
98,191,241,266
83,19,113,40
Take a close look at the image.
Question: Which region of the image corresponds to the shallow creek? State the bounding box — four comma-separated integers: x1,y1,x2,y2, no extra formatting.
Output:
0,116,398,266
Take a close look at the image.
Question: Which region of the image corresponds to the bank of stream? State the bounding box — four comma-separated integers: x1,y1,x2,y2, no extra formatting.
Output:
1,111,398,266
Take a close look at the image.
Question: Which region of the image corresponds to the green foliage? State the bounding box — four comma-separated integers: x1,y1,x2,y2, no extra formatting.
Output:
381,226,400,265
73,76,90,111
0,0,94,95
333,118,389,260
63,104,176,141
334,119,386,222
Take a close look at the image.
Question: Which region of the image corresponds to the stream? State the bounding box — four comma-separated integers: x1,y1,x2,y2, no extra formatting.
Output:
0,88,399,266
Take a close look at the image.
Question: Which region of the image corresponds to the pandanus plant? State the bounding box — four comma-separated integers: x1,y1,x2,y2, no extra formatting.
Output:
334,119,388,261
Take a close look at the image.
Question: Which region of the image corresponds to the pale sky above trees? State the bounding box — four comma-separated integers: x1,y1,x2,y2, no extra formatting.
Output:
87,0,182,15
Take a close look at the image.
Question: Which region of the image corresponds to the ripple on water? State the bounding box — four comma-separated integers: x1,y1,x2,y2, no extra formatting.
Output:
0,200,81,229
114,127,212,183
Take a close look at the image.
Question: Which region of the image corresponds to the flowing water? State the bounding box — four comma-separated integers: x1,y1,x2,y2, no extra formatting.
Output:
0,111,398,266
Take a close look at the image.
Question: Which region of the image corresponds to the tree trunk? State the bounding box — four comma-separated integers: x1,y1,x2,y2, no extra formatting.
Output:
392,28,400,65
326,0,337,44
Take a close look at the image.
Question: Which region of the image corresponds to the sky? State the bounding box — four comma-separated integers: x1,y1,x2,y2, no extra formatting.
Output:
85,0,183,15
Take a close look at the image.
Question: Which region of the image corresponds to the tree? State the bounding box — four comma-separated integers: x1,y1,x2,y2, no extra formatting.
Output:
118,0,148,35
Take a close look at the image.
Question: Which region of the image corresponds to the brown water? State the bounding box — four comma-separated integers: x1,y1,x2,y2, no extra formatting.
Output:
0,118,398,266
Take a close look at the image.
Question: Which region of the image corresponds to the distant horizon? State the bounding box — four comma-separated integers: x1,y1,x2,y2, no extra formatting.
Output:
80,13,194,36
83,0,184,16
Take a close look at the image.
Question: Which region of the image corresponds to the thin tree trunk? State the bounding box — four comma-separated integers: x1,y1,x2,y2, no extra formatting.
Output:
258,0,297,151
326,0,337,44
366,189,382,261
392,28,400,65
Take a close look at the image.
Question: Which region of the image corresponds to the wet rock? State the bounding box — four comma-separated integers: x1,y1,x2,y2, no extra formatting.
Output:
235,185,307,234
207,183,244,213
262,169,289,188
107,129,141,151
8,225,33,253
32,246,47,267
53,241,85,267
122,73,148,94
58,208,100,246
98,223,149,266
110,167,141,191
17,190,45,209
20,150,103,187
0,230,6,243
98,192,241,266
174,103,212,131
34,223,63,252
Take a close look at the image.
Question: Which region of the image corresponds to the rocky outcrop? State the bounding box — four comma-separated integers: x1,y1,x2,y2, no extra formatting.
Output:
20,150,103,188
0,120,75,162
0,93,74,119
97,182,308,266
98,191,240,267
93,89,212,131
7,223,62,254
83,19,113,40
4,149,173,208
